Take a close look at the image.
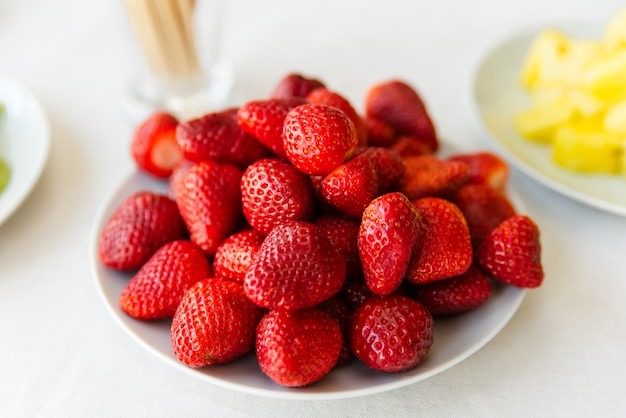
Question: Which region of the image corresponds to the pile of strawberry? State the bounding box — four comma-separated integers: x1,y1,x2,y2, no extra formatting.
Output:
98,74,544,388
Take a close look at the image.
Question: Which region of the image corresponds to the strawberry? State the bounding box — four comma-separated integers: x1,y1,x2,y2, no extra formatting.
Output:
364,116,396,147
282,104,358,175
176,108,270,169
171,278,263,367
306,88,368,146
131,112,183,179
449,151,510,191
213,229,265,283
390,135,433,158
270,73,325,99
451,183,516,248
256,308,342,387
358,192,422,296
175,161,243,256
399,155,471,200
407,197,472,284
354,146,404,194
167,159,195,200
119,240,211,320
350,294,433,372
365,80,438,153
340,276,376,311
240,158,316,234
236,97,307,159
320,154,379,219
244,221,346,311
411,265,492,316
98,191,187,270
314,214,361,280
318,296,354,366
476,215,544,288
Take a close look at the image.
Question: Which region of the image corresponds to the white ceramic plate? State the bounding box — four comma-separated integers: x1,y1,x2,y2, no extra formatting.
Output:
91,170,527,400
469,21,626,216
0,74,50,225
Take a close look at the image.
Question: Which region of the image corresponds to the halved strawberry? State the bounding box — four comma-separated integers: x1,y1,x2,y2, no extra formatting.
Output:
399,155,471,200
171,278,263,367
365,80,438,153
119,240,211,320
476,215,544,288
131,112,183,179
407,197,472,285
358,192,422,296
98,191,187,270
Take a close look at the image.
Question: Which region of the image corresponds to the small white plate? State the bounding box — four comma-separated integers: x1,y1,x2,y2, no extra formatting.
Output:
469,21,626,216
91,170,527,400
0,74,50,225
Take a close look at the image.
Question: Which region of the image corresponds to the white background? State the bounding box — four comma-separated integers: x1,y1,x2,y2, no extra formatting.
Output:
1,0,625,416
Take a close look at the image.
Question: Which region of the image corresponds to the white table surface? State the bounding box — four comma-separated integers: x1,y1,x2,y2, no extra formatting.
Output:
1,0,625,416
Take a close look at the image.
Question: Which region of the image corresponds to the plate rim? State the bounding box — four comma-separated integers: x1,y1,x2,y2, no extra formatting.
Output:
91,168,528,400
0,74,51,225
467,19,626,217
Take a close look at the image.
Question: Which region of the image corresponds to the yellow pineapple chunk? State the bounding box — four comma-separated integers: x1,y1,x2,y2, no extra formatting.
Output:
552,120,623,174
582,49,626,101
604,7,626,50
514,96,576,143
604,100,626,134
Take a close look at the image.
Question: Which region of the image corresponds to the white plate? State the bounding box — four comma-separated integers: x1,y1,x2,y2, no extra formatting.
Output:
469,20,626,217
0,74,50,225
91,170,527,400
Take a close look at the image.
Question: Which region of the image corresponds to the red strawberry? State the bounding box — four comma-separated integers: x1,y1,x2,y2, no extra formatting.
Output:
314,214,361,280
399,155,471,200
306,88,368,146
358,192,422,296
167,159,195,200
318,296,354,366
119,240,211,320
449,151,510,191
452,184,516,248
320,155,379,219
256,308,342,387
411,265,492,316
390,135,433,158
236,97,307,159
350,294,433,372
98,191,187,270
270,73,325,99
176,108,270,169
240,158,316,234
175,161,243,256
213,229,265,283
171,278,263,367
244,221,346,311
365,80,438,153
282,104,358,175
476,215,544,288
340,277,376,311
131,112,183,179
364,115,396,147
407,197,472,284
354,146,404,194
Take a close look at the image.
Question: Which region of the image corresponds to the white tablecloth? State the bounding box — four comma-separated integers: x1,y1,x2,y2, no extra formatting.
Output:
1,0,625,416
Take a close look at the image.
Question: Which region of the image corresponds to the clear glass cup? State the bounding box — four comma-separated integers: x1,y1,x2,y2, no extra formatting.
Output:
121,0,234,121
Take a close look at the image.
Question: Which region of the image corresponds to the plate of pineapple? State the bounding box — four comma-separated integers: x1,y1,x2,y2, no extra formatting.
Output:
470,9,626,216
